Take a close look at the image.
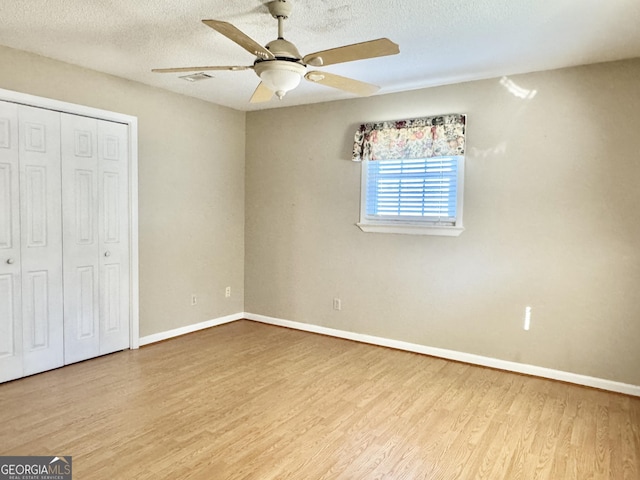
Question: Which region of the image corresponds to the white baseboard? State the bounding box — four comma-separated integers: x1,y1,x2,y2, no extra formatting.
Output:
139,313,243,346
244,312,640,397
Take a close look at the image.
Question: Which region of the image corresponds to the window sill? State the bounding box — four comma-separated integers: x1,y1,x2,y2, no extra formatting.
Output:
356,222,465,237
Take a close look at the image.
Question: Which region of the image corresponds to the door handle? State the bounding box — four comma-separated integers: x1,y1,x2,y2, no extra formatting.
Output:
104,251,111,257
6,258,14,264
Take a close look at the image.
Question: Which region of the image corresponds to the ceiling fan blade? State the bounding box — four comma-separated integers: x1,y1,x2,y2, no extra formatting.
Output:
305,71,380,97
250,82,274,103
152,66,252,73
202,20,274,60
303,38,399,67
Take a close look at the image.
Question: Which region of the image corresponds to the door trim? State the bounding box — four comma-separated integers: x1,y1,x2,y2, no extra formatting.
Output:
0,87,140,349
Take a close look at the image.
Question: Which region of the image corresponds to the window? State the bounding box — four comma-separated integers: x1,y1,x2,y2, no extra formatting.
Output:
358,156,464,236
352,114,466,236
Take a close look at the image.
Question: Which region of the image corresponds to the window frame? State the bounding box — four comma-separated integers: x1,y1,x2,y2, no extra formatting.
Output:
357,156,465,237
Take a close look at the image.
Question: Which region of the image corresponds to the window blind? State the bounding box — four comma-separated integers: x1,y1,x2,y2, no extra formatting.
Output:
365,157,459,223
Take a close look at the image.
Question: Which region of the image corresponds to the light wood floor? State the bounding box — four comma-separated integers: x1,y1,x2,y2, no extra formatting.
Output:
1,320,638,479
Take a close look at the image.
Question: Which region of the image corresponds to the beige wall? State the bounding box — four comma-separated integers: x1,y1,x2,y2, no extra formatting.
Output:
246,59,640,385
0,46,246,337
3,43,637,386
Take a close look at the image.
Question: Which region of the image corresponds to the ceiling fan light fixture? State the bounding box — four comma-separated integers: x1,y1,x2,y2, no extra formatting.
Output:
254,61,306,99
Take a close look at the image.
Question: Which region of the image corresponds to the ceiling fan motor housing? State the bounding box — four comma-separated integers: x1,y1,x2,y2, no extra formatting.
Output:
268,0,292,19
264,38,303,61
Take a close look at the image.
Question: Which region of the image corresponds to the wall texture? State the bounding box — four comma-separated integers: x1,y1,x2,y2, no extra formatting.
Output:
245,59,640,386
0,46,246,337
3,43,637,386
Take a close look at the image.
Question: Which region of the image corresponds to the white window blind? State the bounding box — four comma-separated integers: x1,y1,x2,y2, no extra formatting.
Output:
365,156,460,224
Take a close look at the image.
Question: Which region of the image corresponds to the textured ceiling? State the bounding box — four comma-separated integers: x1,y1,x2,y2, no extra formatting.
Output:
1,0,640,111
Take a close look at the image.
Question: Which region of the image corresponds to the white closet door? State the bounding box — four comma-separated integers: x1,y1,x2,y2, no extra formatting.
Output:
0,101,23,382
18,105,64,376
1,94,134,382
62,114,100,364
98,120,129,355
62,114,130,364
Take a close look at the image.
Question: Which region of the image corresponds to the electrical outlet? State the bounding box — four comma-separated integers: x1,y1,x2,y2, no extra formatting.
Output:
333,298,341,311
225,286,231,298
191,294,197,306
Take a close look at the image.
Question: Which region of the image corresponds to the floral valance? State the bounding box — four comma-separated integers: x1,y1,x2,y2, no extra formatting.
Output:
352,114,466,162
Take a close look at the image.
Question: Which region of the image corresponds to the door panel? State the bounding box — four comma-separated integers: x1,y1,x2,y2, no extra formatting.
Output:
0,274,15,354
0,101,23,383
74,170,95,245
103,264,121,333
0,163,13,249
77,265,96,338
24,166,48,247
102,172,120,243
0,117,11,148
62,114,100,364
18,105,64,376
23,122,47,153
24,270,49,349
98,120,129,355
74,130,94,158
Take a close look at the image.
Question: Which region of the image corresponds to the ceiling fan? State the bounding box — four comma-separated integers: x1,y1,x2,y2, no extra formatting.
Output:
152,0,400,103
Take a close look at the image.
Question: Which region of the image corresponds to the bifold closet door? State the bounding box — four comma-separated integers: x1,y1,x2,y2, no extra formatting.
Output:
61,114,129,365
19,106,64,375
0,101,22,382
0,101,64,382
97,120,130,356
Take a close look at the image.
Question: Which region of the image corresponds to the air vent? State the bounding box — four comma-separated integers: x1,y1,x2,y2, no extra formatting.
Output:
179,73,213,82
